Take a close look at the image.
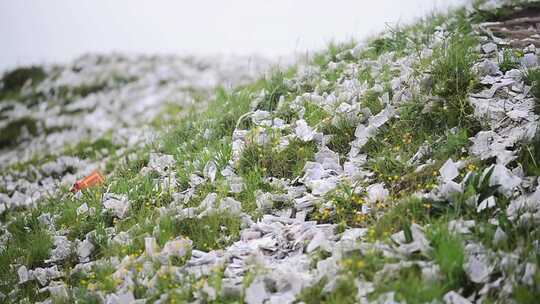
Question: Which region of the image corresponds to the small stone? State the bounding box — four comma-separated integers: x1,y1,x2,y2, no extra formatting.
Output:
18,265,29,284
146,153,176,176
256,191,273,211
102,193,130,219
522,263,537,285
489,165,522,197
48,236,72,262
32,265,63,286
76,203,89,216
295,119,315,142
493,227,507,247
219,197,242,214
482,42,497,54
145,237,158,257
521,53,538,68
307,178,338,196
477,196,496,213
443,291,472,304
465,256,490,283
245,279,268,304
77,239,94,262
366,183,389,203
306,230,330,253
229,179,245,194
47,282,69,300
440,159,459,181
475,59,500,76
203,160,218,182
524,44,536,54
161,237,192,260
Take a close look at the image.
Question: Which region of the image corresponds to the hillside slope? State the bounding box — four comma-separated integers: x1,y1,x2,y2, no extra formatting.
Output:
1,1,540,303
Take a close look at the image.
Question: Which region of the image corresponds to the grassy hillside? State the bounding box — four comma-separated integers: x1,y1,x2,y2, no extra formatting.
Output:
1,1,540,303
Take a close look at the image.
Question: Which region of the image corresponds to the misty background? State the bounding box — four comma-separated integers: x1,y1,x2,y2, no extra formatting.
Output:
0,0,466,72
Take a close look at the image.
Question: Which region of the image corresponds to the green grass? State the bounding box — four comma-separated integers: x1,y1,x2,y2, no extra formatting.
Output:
320,117,356,157
371,196,434,238
499,48,520,73
360,95,473,196
238,138,317,180
313,40,357,68
0,211,54,301
431,14,478,130
41,188,112,241
366,220,466,303
514,277,540,304
0,66,46,97
432,128,470,160
525,68,540,114
311,182,367,229
300,250,389,303
428,223,467,289
52,83,108,104
173,212,242,252
299,278,358,304
304,102,329,127
360,91,384,115
0,116,39,148
518,133,540,176
362,26,409,59
256,71,289,111
65,137,119,160
373,264,447,303
160,86,253,187
70,263,118,294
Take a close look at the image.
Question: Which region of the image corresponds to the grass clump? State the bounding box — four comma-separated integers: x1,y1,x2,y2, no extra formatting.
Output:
303,102,329,127
371,196,435,238
161,87,254,188
431,30,478,129
0,117,39,148
525,68,540,114
300,250,388,303
30,187,113,243
374,264,447,303
299,278,357,304
320,117,356,157
53,82,108,103
499,48,520,73
428,223,467,289
432,128,470,160
4,214,53,268
71,263,118,294
174,212,242,252
363,26,409,59
238,138,317,179
256,71,288,112
313,40,357,69
0,211,53,300
368,223,466,303
0,66,46,97
360,91,384,115
361,96,473,195
311,183,368,229
518,134,540,176
514,276,540,304
66,137,119,160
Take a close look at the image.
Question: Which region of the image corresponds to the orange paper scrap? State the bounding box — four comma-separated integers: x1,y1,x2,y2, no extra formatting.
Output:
71,170,105,192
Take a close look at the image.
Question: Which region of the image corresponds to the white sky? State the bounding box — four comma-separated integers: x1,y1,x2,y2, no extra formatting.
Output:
0,0,466,72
